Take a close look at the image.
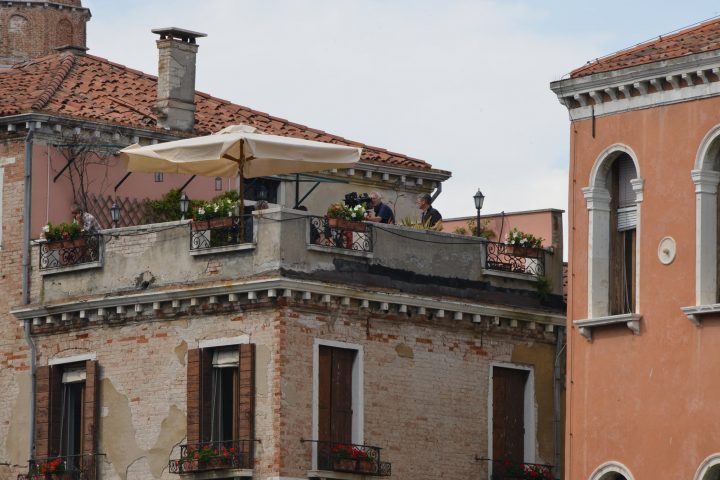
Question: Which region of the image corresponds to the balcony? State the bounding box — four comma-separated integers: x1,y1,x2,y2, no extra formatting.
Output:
309,440,391,477
38,234,102,273
18,454,96,480
169,440,254,477
485,241,547,277
479,457,556,480
308,216,373,253
189,215,254,254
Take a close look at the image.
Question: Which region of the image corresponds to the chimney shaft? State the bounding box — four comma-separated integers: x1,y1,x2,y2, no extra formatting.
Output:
152,27,207,132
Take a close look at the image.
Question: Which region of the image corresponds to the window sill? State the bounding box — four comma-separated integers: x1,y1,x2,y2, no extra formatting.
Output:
307,244,373,259
482,268,541,281
573,313,642,341
39,260,103,276
681,303,720,326
190,243,255,256
179,468,253,479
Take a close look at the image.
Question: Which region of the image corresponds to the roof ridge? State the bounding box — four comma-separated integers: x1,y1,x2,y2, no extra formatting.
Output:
571,15,720,77
31,53,76,111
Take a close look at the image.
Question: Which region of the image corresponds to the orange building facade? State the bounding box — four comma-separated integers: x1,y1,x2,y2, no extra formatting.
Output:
551,20,720,480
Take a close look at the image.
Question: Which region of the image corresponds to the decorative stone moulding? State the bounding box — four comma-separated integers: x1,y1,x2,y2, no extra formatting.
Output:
574,313,642,341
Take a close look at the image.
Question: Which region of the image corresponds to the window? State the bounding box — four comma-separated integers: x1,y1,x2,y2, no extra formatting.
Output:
489,364,535,477
154,172,164,182
186,344,255,460
589,462,634,480
35,360,98,475
608,156,637,315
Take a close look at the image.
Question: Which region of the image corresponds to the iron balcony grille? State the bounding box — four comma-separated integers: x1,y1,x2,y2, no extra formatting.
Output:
169,439,255,474
485,241,546,276
308,440,391,476
308,216,373,252
18,454,97,480
39,234,102,270
478,457,556,480
190,215,253,251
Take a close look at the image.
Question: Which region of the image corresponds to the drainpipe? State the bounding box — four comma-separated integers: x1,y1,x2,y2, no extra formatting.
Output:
553,326,566,479
22,123,36,461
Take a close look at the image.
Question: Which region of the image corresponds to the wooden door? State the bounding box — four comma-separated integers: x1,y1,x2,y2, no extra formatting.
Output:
492,367,527,469
318,346,355,468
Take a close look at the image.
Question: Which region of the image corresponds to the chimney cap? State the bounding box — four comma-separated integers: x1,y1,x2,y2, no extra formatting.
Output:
54,45,89,55
151,27,207,44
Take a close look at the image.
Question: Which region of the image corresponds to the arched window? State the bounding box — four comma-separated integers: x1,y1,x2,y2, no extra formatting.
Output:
695,454,720,480
577,145,643,340
589,461,634,480
57,19,73,47
8,15,29,57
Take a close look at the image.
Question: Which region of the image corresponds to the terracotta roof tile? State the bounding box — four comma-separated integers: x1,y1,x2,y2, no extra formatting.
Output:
571,18,720,78
0,53,444,173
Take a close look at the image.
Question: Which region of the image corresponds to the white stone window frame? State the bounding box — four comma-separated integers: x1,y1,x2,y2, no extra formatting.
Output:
684,124,720,324
575,144,644,340
589,461,635,480
311,338,364,472
694,453,720,480
486,362,536,479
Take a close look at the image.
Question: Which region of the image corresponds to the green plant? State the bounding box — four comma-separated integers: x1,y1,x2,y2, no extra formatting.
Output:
193,196,239,220
505,227,543,248
326,202,366,221
181,443,238,462
331,444,371,462
535,275,552,300
453,226,468,235
400,216,442,231
145,189,201,222
34,457,65,475
466,218,496,239
43,222,81,242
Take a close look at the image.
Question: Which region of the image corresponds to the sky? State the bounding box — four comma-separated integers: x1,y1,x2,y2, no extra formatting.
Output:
84,0,720,222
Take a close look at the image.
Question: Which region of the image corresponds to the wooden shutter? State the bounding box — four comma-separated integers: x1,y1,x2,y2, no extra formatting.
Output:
237,343,255,440
492,367,527,466
82,360,99,457
200,349,213,442
48,365,63,457
35,366,51,458
330,349,354,444
186,349,202,444
318,347,332,443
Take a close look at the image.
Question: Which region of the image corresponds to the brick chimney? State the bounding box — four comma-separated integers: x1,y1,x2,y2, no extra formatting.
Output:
152,27,207,132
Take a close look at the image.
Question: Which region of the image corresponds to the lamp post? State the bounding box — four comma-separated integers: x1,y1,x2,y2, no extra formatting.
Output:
179,193,190,220
473,189,485,237
110,201,121,228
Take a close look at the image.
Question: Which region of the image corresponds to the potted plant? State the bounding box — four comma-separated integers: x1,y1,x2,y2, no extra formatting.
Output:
326,202,367,232
32,457,72,479
180,443,237,471
493,459,554,480
192,197,239,230
330,444,374,473
504,227,544,256
42,222,83,249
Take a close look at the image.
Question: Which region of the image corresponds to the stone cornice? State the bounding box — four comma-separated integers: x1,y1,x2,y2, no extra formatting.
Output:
691,169,720,194
582,187,611,211
550,49,720,119
12,277,565,331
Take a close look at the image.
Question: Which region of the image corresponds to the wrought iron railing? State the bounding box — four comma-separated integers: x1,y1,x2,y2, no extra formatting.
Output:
477,457,556,480
169,439,255,474
39,235,102,270
18,454,96,480
485,242,546,276
190,215,253,251
308,216,373,252
306,440,391,476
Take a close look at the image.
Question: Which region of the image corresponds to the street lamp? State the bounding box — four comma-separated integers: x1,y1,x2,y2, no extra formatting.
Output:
179,193,190,220
473,189,485,237
110,201,121,228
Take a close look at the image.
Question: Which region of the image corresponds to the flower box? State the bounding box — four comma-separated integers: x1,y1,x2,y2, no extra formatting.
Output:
192,217,233,231
332,458,357,472
327,217,367,232
508,245,541,257
357,460,377,474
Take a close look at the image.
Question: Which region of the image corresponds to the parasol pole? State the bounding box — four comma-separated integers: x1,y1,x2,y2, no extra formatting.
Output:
238,139,245,240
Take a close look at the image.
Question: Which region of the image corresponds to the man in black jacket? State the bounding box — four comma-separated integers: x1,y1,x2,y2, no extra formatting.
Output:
417,193,442,227
366,191,395,224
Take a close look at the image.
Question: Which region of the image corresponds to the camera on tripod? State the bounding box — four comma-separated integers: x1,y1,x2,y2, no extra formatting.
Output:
344,192,372,209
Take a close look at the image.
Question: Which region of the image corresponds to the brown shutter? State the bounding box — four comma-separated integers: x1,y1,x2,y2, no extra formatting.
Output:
35,366,51,458
187,349,201,444
82,360,99,456
330,349,354,444
200,349,213,442
492,367,527,469
48,365,63,456
237,343,255,440
318,347,332,442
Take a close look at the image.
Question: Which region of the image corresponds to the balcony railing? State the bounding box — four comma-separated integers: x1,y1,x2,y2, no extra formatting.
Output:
189,215,253,251
18,454,96,480
308,216,373,252
478,457,556,480
169,439,255,474
485,242,546,276
308,440,391,476
39,235,102,270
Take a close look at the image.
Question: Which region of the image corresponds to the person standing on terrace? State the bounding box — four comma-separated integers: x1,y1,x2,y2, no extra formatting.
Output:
366,192,395,224
417,193,442,227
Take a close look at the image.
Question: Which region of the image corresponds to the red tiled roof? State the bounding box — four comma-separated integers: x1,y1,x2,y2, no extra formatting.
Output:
0,53,442,173
571,18,720,78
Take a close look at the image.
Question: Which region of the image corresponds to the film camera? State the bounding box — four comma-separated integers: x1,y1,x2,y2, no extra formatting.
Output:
344,192,373,209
